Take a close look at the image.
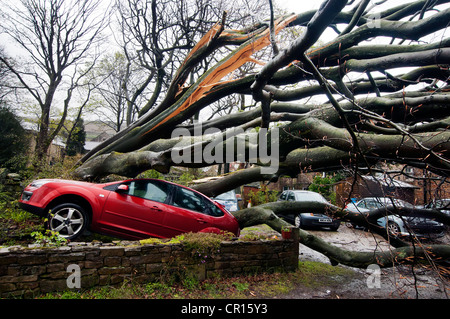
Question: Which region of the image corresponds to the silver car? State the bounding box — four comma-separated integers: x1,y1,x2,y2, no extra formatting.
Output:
345,197,445,238
212,190,240,212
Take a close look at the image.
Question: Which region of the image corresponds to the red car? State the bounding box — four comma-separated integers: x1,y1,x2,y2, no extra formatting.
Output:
19,178,240,240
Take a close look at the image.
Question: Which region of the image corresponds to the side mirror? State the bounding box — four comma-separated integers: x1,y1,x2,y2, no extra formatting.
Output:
116,184,129,193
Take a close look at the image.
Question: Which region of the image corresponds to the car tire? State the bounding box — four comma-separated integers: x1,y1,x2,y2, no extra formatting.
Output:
330,224,340,231
47,203,89,240
387,221,401,237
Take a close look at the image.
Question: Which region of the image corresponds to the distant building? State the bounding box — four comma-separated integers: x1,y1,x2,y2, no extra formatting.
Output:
21,120,66,163
83,121,117,152
335,174,419,207
84,121,116,141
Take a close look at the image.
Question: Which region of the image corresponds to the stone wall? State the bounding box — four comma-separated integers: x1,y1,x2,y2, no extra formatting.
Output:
0,236,299,298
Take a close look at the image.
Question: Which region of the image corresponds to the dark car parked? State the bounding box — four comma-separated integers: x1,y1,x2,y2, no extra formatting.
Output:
277,190,340,231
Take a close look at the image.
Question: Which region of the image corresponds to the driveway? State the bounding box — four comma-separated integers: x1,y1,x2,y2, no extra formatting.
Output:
293,225,450,299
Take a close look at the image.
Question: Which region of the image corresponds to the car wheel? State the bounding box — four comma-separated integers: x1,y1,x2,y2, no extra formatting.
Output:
387,221,401,237
47,203,89,240
330,223,340,231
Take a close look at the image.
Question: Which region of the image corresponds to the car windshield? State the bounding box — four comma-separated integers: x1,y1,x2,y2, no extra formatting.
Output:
436,200,450,209
379,198,413,208
214,190,236,201
294,192,328,203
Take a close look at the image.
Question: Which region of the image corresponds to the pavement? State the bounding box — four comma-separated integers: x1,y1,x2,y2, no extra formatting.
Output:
295,225,450,299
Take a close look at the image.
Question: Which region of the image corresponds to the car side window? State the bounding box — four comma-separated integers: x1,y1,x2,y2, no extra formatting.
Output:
373,201,383,209
127,180,169,203
287,192,296,201
279,192,287,201
366,200,378,210
357,200,367,209
172,187,206,214
205,200,225,217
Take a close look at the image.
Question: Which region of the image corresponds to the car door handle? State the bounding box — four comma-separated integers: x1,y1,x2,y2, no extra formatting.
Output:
150,206,163,212
197,218,207,224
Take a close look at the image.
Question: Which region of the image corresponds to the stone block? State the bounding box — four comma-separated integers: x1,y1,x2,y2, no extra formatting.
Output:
39,279,68,293
46,263,65,273
104,256,122,267
124,246,142,256
0,283,16,294
99,247,124,257
48,252,85,263
84,260,103,269
0,256,17,265
16,254,47,265
98,266,130,275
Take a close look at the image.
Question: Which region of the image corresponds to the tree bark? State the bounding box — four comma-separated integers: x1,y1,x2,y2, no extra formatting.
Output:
233,201,450,268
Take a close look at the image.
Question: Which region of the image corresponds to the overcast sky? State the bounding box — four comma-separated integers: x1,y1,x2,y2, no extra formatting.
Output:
278,0,401,13
277,0,450,43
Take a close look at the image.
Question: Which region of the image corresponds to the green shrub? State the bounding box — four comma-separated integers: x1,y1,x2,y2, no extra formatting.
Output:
247,185,278,206
182,232,233,264
31,229,68,247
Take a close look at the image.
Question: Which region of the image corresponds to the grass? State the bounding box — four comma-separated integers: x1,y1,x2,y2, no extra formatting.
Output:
0,201,43,246
35,261,357,299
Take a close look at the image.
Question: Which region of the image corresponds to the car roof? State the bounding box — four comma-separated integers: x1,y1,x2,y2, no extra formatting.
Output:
359,197,397,201
285,190,328,201
289,190,317,193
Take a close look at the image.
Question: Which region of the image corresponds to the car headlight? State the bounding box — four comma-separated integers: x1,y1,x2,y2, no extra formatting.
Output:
21,191,33,201
29,179,52,188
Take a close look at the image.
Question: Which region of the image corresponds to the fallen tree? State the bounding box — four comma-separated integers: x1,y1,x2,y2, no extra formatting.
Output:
234,200,450,268
73,0,450,269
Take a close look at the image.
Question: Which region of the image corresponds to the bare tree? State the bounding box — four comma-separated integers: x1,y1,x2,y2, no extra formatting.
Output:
0,0,110,167
0,47,15,102
74,0,450,269
87,52,133,132
114,0,270,125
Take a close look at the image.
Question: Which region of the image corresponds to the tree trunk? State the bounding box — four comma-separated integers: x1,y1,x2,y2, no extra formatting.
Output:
233,201,450,268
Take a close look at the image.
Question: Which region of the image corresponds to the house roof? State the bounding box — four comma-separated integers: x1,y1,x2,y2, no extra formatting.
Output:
362,175,418,189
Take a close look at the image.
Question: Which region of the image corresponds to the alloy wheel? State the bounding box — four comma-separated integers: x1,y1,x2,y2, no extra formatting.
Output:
49,205,85,239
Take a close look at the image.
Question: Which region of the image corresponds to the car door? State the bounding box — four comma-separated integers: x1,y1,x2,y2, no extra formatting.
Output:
163,186,220,236
101,180,173,239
